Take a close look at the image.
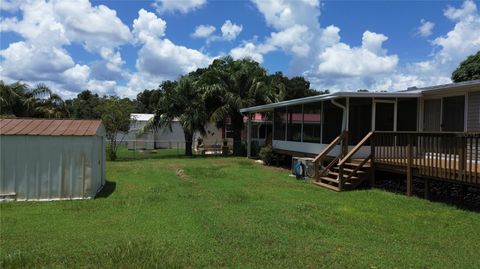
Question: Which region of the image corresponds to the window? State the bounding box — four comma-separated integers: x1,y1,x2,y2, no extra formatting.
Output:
303,102,322,143
349,98,372,145
273,107,287,140
397,98,417,131
251,124,258,139
287,105,302,142
322,100,343,144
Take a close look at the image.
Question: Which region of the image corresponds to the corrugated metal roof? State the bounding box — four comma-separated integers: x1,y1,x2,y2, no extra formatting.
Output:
0,118,103,136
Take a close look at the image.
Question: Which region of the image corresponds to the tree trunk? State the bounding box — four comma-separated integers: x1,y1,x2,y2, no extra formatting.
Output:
109,137,117,161
184,131,193,156
153,127,158,149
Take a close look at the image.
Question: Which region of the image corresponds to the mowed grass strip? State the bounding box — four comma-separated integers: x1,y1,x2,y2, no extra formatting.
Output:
1,151,480,268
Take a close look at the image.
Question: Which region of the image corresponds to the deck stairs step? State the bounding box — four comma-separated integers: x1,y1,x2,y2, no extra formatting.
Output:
313,180,340,192
314,158,370,192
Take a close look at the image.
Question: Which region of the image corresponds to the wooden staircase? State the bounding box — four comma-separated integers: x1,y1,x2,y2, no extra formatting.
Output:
313,132,373,192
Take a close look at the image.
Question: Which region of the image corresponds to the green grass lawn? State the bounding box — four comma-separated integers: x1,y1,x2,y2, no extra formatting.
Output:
1,150,480,268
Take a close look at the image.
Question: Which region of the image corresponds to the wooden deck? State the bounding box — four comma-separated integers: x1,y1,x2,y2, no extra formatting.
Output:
313,131,480,194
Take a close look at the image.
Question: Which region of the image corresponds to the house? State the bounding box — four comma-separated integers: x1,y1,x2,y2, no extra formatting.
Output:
240,80,480,193
0,118,106,201
127,113,227,150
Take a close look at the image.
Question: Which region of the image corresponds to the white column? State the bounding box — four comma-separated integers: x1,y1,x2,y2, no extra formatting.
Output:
247,113,252,158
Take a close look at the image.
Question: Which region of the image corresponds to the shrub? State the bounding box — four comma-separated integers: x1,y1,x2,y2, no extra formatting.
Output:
259,145,274,165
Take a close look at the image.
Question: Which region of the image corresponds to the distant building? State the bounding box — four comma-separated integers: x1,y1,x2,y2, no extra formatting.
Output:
126,113,226,150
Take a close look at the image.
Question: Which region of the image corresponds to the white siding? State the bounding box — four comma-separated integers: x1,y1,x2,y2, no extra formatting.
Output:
468,91,480,132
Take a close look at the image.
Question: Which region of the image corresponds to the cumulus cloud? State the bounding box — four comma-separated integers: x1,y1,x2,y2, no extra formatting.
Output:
417,19,435,37
129,9,212,94
232,0,398,88
133,8,167,43
251,0,321,31
230,42,270,63
153,0,206,14
0,0,132,96
220,20,243,41
191,24,216,38
317,32,398,77
241,0,480,92
195,20,243,43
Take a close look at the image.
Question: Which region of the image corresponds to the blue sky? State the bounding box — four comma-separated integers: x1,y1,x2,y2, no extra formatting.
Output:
1,0,479,98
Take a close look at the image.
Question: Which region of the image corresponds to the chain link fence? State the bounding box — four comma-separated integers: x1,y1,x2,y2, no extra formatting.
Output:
109,139,251,160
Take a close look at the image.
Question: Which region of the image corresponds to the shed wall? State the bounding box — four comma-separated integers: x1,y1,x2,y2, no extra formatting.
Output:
0,136,105,200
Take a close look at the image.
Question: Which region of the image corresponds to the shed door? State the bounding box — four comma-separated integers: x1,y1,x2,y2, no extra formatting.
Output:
442,95,465,132
423,99,441,131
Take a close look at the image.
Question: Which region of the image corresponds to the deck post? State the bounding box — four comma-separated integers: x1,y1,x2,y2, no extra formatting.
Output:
406,134,413,196
370,134,375,187
247,113,252,158
338,166,344,191
459,136,466,181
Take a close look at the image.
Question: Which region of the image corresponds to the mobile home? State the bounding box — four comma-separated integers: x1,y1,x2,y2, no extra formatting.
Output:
241,80,480,193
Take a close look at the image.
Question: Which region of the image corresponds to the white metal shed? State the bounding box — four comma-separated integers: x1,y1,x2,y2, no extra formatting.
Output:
0,118,106,201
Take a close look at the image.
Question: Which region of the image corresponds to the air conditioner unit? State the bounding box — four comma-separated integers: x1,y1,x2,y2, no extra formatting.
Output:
292,157,315,178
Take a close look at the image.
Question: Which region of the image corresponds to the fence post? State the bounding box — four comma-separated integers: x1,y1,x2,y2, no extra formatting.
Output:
406,134,413,196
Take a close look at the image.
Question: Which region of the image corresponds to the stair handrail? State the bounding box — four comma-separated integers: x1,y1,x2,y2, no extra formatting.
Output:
313,132,345,163
314,131,348,178
338,131,373,166
336,131,373,191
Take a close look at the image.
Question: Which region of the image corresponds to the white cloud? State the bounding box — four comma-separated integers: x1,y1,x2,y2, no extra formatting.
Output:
251,0,321,31
244,0,399,84
245,0,480,92
230,42,268,63
131,9,213,93
0,0,21,11
0,0,131,97
220,20,243,41
0,41,74,81
153,0,206,14
417,19,435,37
198,20,243,43
316,32,398,77
267,25,312,57
444,0,477,21
132,9,167,43
136,38,211,78
191,24,216,38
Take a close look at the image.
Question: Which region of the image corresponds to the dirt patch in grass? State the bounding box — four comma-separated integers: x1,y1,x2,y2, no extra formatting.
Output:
176,168,188,180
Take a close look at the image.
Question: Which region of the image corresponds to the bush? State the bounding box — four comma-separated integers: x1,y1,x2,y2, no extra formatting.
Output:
259,145,274,165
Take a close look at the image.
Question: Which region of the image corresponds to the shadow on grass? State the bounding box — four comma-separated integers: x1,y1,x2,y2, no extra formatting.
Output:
374,171,480,212
96,181,116,199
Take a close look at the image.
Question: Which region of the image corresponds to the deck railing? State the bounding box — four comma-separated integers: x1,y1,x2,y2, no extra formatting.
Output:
372,132,480,187
313,131,348,179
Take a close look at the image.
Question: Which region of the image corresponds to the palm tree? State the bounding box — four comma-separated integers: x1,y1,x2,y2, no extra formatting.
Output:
200,57,285,155
145,75,208,156
0,81,28,116
0,81,69,118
